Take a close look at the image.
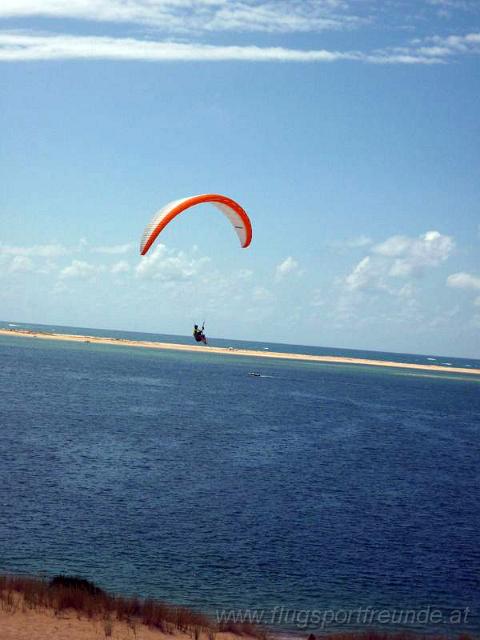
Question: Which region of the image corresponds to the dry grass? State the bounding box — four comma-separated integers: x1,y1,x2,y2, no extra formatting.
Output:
0,574,224,638
1,577,474,640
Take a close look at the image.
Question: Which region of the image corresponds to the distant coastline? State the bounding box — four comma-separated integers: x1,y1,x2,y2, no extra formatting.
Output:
1,328,478,376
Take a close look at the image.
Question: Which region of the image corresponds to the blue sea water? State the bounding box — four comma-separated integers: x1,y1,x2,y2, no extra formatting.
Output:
0,323,479,636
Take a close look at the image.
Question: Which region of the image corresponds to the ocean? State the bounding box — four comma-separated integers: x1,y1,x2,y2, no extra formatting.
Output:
0,322,479,636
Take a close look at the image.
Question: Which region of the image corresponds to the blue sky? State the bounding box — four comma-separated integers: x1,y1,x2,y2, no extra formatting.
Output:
0,1,479,357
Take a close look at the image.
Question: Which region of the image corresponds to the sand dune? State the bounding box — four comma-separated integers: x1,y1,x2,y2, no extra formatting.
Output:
0,604,248,640
0,604,156,639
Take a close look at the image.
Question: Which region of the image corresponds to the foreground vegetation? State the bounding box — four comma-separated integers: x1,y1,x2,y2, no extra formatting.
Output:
0,574,261,638
0,575,476,640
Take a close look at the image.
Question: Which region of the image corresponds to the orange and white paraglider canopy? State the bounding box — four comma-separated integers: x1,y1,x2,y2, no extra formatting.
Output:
140,193,252,255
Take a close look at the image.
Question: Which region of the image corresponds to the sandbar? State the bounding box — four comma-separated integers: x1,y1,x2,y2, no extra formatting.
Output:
0,328,478,376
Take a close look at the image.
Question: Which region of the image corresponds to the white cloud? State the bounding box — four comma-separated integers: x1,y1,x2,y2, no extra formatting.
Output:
447,272,480,290
3,1,477,39
135,243,210,281
397,282,417,300
358,31,480,65
428,304,461,328
236,269,254,281
1,1,479,65
0,32,359,63
8,255,34,273
310,289,325,308
331,235,373,251
275,256,300,280
60,259,100,279
0,30,476,65
0,243,70,276
345,235,373,248
373,235,413,257
111,260,131,274
344,230,454,294
92,242,135,255
0,1,365,34
427,0,475,7
373,230,454,277
252,286,274,303
417,32,480,57
345,255,383,291
0,243,68,257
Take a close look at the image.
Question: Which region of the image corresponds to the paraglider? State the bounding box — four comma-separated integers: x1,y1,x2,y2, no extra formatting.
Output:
193,322,207,345
139,193,252,346
139,193,252,255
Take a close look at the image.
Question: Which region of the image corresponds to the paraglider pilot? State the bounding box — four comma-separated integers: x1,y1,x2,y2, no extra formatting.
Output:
193,323,207,345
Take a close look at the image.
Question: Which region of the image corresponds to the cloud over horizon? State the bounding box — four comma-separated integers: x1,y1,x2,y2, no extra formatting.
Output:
344,230,455,293
1,232,478,355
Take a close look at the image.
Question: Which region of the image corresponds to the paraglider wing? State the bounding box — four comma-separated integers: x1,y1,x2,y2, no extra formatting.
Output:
140,194,252,255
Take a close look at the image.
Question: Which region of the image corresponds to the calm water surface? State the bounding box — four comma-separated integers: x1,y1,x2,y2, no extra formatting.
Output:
0,327,479,635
